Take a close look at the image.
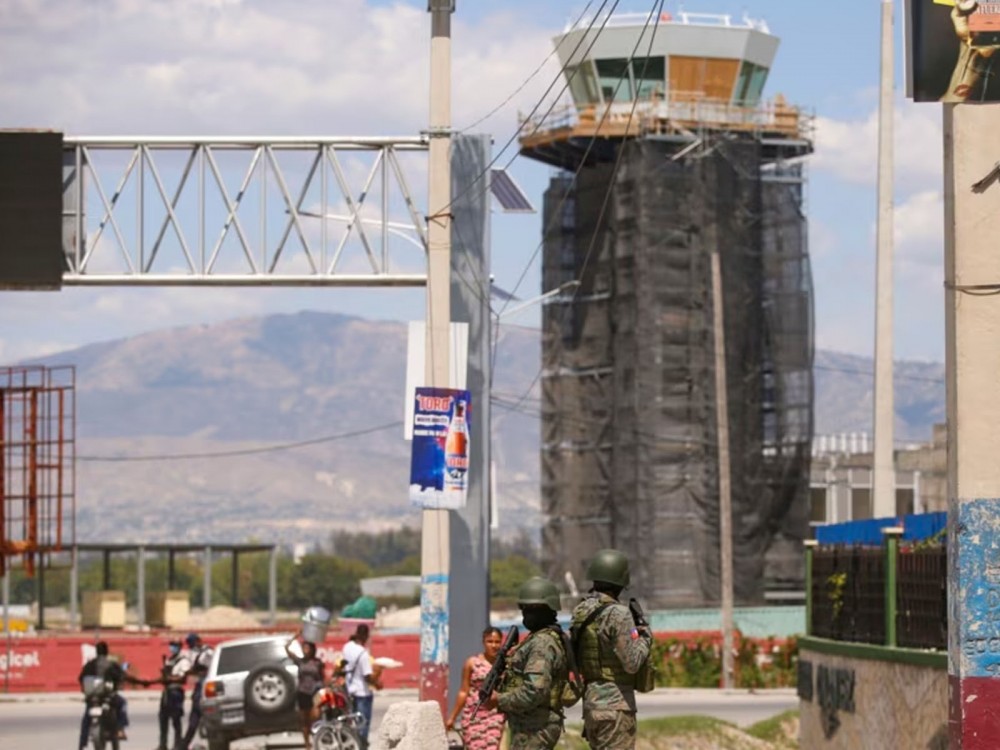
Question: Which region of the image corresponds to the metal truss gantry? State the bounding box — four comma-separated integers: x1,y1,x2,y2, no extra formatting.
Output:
62,136,430,286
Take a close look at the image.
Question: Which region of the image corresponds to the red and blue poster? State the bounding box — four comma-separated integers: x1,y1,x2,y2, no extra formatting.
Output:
409,387,471,510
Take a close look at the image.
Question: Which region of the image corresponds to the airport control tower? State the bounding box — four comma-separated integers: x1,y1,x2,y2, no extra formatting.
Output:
521,10,814,607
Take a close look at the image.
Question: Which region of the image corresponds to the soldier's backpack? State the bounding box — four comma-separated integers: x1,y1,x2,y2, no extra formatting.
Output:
552,626,584,708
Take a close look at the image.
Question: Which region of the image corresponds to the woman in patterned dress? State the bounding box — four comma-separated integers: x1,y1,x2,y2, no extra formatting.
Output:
446,626,507,749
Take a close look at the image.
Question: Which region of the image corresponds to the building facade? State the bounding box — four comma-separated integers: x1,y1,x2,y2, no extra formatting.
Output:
521,11,815,607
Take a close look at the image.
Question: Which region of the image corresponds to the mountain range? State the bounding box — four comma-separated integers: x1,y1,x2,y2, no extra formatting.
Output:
30,311,945,547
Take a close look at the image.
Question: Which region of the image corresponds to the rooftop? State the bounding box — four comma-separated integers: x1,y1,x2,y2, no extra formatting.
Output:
565,10,771,35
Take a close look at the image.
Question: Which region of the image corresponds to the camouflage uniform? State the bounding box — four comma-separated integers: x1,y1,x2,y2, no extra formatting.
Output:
571,592,651,750
497,627,569,750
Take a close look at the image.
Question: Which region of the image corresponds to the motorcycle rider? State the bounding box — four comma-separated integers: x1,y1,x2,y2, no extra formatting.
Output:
179,632,213,750
77,641,139,750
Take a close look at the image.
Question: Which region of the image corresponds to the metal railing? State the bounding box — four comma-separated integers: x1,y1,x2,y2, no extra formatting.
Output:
565,11,770,34
805,530,947,650
518,94,813,144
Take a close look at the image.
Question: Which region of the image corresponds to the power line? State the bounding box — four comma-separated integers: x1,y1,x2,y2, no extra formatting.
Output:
457,0,598,134
445,0,621,219
77,421,402,462
814,363,944,384
495,1,666,406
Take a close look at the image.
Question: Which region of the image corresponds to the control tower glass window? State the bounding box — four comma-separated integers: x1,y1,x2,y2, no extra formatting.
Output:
567,62,600,105
630,57,665,100
734,62,770,106
595,58,633,103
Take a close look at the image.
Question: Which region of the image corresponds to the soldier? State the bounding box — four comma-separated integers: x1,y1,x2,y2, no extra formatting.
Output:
489,576,570,749
571,549,652,750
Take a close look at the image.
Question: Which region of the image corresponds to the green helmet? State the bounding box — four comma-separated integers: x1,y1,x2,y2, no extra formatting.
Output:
586,549,631,588
517,576,561,612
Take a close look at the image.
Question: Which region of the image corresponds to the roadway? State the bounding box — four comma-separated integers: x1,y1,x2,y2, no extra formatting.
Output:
0,688,798,749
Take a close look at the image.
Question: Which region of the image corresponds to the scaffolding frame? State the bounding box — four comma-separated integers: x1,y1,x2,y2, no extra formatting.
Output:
537,132,813,607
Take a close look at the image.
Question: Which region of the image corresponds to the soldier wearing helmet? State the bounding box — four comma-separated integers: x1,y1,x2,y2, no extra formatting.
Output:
570,549,652,749
487,576,570,749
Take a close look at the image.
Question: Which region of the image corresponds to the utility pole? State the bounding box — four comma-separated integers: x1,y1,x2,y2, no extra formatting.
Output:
872,0,895,519
710,248,734,690
944,102,1000,749
420,0,455,712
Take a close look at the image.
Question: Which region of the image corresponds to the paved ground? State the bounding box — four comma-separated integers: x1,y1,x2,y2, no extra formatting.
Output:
0,687,798,749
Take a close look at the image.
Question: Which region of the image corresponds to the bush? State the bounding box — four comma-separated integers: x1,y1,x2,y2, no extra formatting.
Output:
652,633,798,689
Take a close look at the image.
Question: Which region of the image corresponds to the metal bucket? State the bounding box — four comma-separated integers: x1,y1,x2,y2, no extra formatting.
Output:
301,605,332,644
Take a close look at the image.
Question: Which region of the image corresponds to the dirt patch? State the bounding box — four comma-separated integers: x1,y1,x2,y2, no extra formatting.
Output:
181,605,262,630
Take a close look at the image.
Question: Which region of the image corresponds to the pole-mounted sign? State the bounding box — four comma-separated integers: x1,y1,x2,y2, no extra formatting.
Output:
905,0,1000,101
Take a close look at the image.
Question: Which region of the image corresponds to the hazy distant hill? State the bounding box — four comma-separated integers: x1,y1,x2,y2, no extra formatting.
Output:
31,313,945,546
814,349,945,441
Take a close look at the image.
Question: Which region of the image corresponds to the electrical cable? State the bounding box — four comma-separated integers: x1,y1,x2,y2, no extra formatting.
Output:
813,364,944,384
77,421,403,462
442,0,621,220
495,1,666,409
457,0,598,134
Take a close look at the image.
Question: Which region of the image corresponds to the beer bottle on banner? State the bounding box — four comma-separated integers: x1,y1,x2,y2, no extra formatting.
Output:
444,400,469,493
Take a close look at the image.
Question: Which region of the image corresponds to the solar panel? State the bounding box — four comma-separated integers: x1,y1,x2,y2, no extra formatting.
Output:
490,169,535,213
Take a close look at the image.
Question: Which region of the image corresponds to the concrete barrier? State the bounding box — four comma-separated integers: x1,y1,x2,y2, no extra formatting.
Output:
370,700,448,750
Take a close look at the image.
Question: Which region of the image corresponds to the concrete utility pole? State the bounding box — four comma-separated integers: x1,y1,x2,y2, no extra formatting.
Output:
420,0,455,712
872,0,895,519
710,249,734,690
944,102,1000,749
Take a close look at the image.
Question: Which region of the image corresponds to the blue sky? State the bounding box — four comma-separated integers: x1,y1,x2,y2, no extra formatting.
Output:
0,0,947,363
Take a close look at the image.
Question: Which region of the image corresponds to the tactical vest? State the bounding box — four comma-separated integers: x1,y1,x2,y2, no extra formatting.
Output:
503,628,568,713
162,653,184,689
574,605,633,686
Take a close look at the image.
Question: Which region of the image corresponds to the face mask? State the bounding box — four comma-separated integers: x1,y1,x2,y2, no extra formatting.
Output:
521,607,556,633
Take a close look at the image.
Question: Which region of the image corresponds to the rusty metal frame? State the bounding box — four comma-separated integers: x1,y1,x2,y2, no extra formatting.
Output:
0,366,75,577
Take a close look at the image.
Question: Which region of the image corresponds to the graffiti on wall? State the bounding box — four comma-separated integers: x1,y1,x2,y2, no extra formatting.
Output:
799,659,856,739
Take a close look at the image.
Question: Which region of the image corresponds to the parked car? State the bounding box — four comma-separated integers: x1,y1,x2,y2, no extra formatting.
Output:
200,634,302,750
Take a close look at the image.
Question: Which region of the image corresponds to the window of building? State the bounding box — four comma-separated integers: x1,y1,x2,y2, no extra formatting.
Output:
567,62,601,105
851,488,872,520
896,488,915,517
595,58,634,103
733,62,770,106
810,487,827,524
630,56,665,100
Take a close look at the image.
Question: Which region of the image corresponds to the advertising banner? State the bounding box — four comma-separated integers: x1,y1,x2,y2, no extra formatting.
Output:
409,387,471,510
907,0,1000,102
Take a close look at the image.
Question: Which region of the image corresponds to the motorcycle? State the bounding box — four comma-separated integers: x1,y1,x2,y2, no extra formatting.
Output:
82,675,125,750
311,681,365,750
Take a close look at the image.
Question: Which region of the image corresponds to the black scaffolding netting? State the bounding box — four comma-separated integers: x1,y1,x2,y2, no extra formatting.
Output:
540,136,813,607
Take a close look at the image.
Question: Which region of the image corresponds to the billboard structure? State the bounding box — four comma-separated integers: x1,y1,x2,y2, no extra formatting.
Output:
906,0,1000,102
0,366,75,577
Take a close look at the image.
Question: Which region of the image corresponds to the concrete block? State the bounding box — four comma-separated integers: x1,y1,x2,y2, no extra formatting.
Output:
145,591,190,627
370,700,448,750
82,590,126,628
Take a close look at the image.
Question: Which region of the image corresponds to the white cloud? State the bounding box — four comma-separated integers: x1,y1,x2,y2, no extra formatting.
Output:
0,1,557,141
894,190,944,272
812,99,944,189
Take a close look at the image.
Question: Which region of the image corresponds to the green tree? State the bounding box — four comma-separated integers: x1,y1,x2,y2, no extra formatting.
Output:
287,555,371,611
374,553,420,577
331,527,420,569
489,554,541,599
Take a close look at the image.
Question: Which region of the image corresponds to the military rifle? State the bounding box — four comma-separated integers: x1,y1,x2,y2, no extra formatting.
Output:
470,624,519,719
628,597,649,629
